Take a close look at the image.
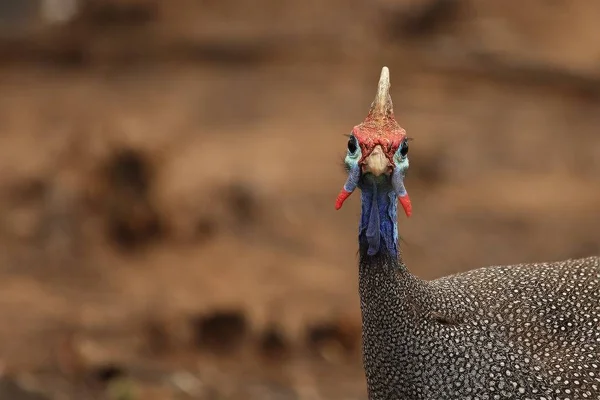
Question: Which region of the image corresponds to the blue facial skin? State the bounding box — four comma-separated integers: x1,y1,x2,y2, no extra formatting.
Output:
344,135,409,258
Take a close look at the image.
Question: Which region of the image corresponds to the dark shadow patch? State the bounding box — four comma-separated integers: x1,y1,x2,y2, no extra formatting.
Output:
99,148,165,251
77,0,158,29
195,216,219,244
143,319,171,356
6,178,47,204
224,182,261,227
258,326,290,361
106,207,163,251
91,363,126,385
104,148,151,198
191,310,249,355
383,0,463,40
0,39,89,69
49,47,88,68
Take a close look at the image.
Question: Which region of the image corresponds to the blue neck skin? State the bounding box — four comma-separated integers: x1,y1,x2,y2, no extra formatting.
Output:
358,177,399,259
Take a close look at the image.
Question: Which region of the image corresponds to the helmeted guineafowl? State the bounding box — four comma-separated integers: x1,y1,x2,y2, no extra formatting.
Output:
335,66,600,399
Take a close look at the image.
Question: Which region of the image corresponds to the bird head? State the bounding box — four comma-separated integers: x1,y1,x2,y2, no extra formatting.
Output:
335,66,412,218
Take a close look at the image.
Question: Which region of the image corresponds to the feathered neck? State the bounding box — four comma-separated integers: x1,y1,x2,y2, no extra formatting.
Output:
357,180,421,337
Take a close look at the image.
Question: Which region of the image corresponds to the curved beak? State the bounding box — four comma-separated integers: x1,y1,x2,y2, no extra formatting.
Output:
362,145,392,176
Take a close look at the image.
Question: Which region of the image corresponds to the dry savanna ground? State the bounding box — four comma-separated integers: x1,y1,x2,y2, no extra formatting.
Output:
0,1,598,399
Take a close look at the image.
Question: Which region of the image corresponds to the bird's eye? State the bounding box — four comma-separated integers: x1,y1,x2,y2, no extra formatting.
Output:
399,140,409,157
347,136,358,154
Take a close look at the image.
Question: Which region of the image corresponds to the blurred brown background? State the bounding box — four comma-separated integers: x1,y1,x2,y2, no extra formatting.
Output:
0,0,599,399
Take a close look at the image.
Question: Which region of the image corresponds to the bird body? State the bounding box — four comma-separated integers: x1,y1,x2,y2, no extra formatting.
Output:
360,252,599,399
336,67,600,399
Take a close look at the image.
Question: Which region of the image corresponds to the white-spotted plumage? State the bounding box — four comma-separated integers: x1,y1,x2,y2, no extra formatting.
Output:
359,252,600,399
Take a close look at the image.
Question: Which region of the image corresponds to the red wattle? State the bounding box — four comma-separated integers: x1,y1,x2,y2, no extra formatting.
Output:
335,189,353,210
399,194,412,217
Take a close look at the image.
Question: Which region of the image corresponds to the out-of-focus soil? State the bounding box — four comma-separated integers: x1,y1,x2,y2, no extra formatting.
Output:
0,1,598,399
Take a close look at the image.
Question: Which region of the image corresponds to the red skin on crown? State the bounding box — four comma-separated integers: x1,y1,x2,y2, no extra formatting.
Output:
335,111,412,217
352,111,407,164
